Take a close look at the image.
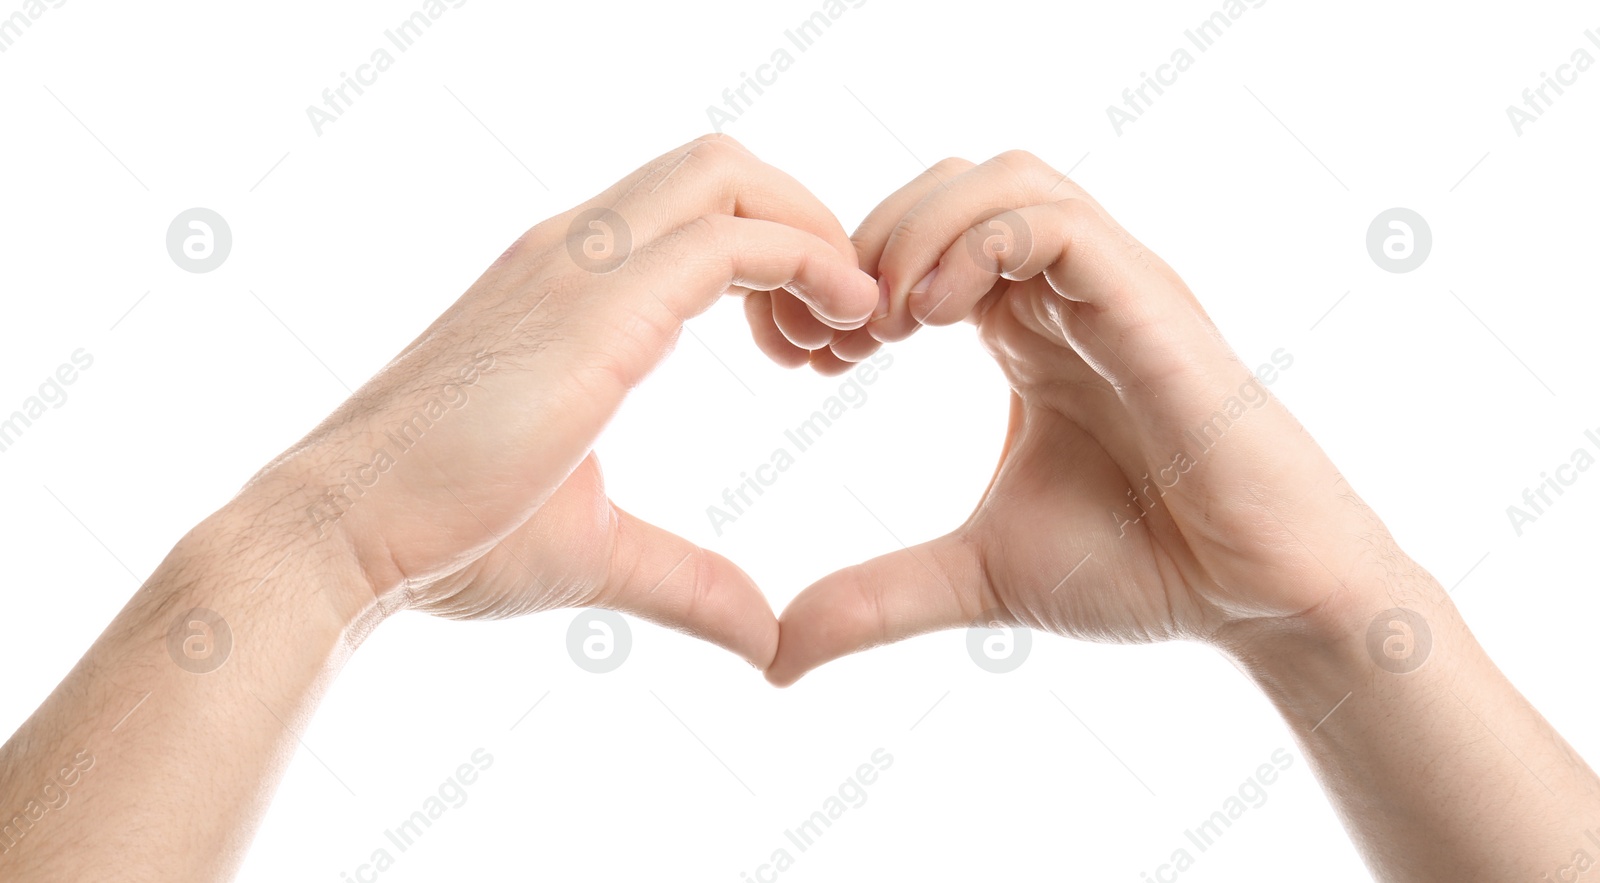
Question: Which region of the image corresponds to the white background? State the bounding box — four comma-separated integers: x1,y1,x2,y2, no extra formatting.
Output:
3,1,1598,880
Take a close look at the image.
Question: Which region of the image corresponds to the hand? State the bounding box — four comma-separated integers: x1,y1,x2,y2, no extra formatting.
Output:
763,151,1399,685
248,134,880,668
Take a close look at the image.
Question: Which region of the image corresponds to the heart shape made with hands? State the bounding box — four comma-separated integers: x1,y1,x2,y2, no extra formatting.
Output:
349,142,1368,692
563,151,1350,690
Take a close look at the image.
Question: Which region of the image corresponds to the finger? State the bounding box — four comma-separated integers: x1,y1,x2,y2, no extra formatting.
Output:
744,291,812,369
827,326,883,363
461,137,759,283
864,153,1227,395
906,210,1035,326
852,157,978,276
767,534,987,686
479,136,758,273
639,216,876,324
604,505,779,669
771,288,841,349
848,158,976,343
592,134,863,275
869,150,1181,330
629,213,876,328
806,345,857,377
578,216,880,390
935,198,1226,395
873,151,1070,315
424,136,864,361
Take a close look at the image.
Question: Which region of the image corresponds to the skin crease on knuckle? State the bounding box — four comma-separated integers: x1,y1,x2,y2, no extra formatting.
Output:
679,136,759,216
988,149,1051,188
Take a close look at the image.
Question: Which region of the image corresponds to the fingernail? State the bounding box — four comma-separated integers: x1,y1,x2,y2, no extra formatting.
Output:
910,267,939,295
873,276,891,320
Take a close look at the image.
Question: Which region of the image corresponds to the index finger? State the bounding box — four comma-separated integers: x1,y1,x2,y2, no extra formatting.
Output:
848,158,976,342
581,135,871,324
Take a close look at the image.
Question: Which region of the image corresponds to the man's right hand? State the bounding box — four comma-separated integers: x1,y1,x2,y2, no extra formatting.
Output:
246,133,880,668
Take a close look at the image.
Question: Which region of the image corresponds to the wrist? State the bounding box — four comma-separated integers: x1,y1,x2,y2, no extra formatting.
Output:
189,470,395,641
1213,552,1461,723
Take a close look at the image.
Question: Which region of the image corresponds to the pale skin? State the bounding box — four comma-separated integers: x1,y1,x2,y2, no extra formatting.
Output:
0,137,1593,881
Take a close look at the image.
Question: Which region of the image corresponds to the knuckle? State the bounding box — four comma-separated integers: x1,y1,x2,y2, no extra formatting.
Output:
619,217,703,279
991,148,1044,170
888,211,934,250
491,228,534,268
927,156,976,178
990,149,1060,192
679,547,716,625
679,213,730,249
687,133,750,165
658,215,736,279
843,564,892,645
677,136,755,211
1052,196,1101,230
1048,175,1088,201
694,131,746,150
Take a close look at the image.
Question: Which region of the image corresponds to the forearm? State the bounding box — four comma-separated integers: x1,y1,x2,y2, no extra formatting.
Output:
0,495,377,881
1223,560,1600,881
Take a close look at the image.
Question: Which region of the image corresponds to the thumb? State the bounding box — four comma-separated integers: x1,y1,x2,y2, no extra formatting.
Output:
768,534,987,687
601,504,779,670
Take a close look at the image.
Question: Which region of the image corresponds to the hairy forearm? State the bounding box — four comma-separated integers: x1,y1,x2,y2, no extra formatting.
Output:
0,494,377,881
1223,559,1600,881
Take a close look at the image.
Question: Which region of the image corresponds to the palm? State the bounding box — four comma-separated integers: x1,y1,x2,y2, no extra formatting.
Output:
405,455,618,621
960,277,1359,643
960,279,1214,643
